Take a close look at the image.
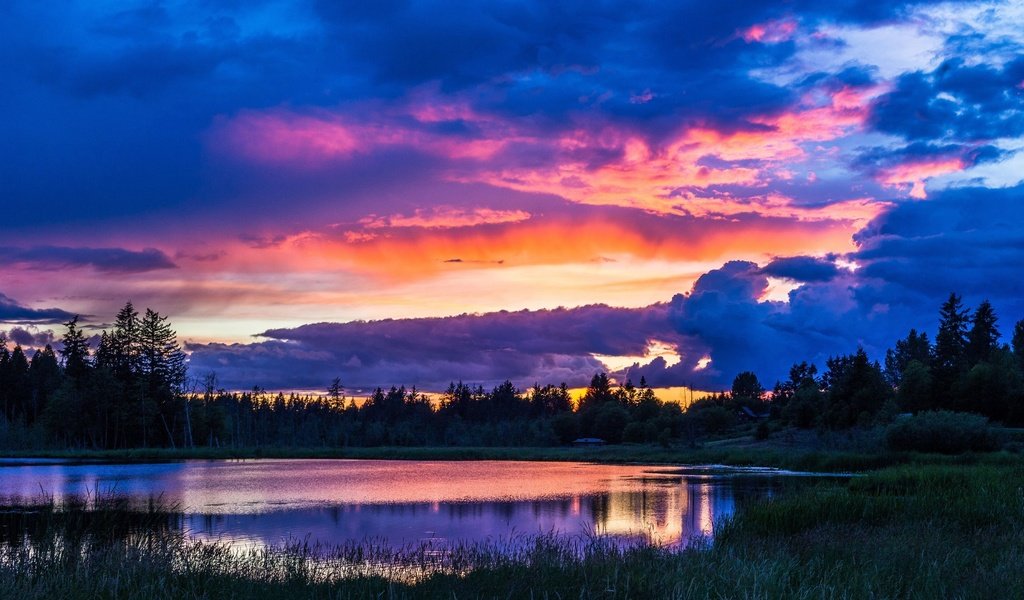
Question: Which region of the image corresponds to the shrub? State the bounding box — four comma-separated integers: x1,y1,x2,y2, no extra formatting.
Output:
885,411,1001,454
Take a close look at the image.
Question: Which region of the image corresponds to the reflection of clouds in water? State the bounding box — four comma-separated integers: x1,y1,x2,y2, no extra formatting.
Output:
1,460,814,550
184,483,762,550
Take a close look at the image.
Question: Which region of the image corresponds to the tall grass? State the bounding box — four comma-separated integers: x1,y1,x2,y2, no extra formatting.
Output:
3,462,1024,598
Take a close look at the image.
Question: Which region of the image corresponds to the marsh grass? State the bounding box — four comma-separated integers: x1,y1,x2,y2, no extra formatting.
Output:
2,463,1023,598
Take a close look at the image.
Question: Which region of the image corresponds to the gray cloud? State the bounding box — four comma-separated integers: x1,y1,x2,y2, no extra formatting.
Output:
0,246,177,273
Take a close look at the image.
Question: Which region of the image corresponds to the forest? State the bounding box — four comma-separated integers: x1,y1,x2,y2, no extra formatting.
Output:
1,293,1023,451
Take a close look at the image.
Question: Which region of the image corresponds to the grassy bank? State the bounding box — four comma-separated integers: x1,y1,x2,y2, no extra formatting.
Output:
5,442,1024,472
2,461,1022,599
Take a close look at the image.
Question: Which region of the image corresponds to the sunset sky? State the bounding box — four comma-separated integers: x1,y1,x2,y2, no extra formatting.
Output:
2,1,1023,391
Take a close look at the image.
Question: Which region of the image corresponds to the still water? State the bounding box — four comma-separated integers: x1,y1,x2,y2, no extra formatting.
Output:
0,459,824,549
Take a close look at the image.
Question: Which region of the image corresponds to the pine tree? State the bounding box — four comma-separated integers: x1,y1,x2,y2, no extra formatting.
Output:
8,346,30,422
932,293,970,408
28,345,61,426
0,334,10,422
967,300,1000,366
110,302,141,381
1011,320,1024,372
138,309,186,447
884,329,931,387
139,309,186,394
59,316,92,384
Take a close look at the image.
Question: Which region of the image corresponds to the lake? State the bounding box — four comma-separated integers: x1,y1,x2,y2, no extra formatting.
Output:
0,458,830,550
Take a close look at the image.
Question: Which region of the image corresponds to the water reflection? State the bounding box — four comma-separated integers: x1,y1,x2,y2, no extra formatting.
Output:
0,459,824,550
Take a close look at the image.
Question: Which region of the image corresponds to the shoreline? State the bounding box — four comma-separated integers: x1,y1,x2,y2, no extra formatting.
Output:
3,444,1019,472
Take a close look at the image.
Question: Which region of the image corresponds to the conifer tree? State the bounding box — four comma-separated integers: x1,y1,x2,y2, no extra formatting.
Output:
932,293,970,408
59,316,91,384
967,300,1000,366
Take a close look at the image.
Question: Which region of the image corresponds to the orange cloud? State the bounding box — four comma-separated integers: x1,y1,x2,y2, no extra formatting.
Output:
215,211,861,283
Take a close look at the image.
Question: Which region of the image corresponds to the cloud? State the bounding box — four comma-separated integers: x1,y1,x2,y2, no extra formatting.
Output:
186,303,688,390
185,183,1024,392
359,206,532,229
1,327,56,348
0,246,177,273
869,57,1024,143
761,255,840,282
0,293,76,324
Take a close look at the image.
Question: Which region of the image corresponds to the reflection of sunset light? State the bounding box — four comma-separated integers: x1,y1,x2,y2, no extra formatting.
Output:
694,356,712,371
698,483,715,536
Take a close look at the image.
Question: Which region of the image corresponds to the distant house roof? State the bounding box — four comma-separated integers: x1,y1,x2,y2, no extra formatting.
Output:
740,406,770,419
572,437,606,445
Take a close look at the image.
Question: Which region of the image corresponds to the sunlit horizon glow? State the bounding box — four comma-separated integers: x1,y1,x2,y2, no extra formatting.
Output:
2,0,1023,391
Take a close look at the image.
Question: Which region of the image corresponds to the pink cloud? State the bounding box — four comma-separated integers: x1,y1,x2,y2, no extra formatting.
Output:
208,82,881,226
740,18,798,43
359,206,532,229
877,158,965,199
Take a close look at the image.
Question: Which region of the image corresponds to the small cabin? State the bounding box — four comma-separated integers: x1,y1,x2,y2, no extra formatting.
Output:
738,406,771,420
572,437,606,447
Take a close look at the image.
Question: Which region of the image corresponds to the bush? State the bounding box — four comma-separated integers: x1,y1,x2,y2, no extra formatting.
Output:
551,412,579,444
885,411,1002,454
695,405,734,435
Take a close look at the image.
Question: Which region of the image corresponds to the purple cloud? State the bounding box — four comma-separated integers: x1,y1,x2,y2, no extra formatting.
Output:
0,246,177,273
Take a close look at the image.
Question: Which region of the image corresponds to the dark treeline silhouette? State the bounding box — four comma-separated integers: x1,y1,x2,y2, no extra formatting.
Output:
687,293,1024,434
0,302,187,449
1,293,1023,450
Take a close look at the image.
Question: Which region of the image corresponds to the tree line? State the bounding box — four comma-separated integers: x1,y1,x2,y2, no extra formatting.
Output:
1,293,1023,450
0,303,186,449
688,293,1024,434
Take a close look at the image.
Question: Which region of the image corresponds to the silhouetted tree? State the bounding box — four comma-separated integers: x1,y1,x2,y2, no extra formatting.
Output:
823,349,891,428
578,373,615,411
1011,320,1024,372
967,300,1000,366
932,293,971,409
28,345,60,425
59,316,91,384
773,362,822,428
884,329,931,388
731,371,764,401
896,360,933,413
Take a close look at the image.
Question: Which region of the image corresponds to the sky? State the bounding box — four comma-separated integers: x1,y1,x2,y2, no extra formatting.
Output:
2,0,1023,392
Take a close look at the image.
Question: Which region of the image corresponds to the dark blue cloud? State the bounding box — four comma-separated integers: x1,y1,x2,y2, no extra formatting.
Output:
0,293,75,325
854,141,1006,178
870,57,1024,142
761,255,839,282
0,246,177,273
0,0,993,233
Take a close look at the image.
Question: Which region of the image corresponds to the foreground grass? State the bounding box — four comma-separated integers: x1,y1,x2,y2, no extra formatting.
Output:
2,461,1023,599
